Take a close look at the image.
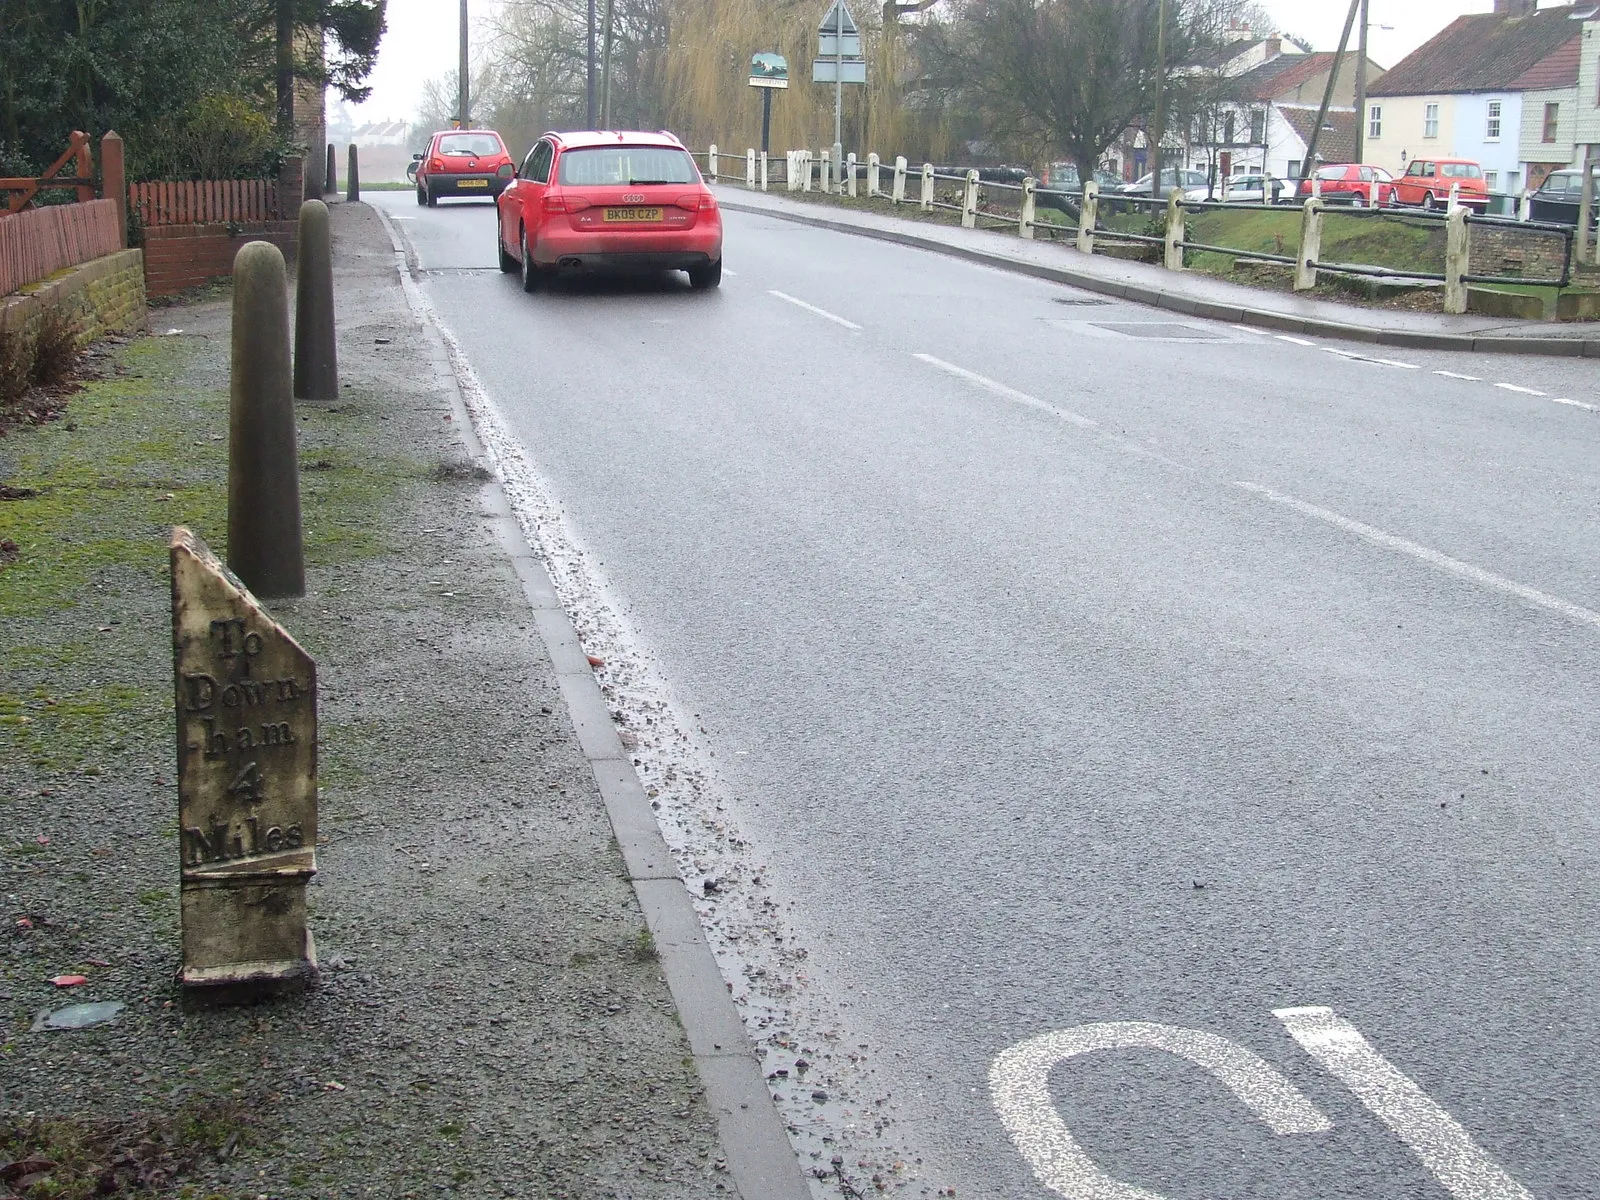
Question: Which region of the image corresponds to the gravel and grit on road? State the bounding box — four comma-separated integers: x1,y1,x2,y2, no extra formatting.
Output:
0,202,728,1198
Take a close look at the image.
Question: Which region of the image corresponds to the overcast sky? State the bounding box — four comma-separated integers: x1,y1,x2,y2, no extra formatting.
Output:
343,0,1512,125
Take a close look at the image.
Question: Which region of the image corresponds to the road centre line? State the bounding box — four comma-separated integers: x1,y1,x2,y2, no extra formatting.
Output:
1231,324,1265,335
1495,383,1548,396
768,289,861,330
1373,357,1421,369
912,354,1099,429
1275,1007,1534,1200
1552,396,1599,411
1275,334,1315,346
1237,481,1600,632
1433,369,1481,381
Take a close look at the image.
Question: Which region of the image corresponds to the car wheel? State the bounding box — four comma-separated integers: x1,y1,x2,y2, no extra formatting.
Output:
496,217,516,273
426,182,438,208
1350,193,1365,208
1423,191,1439,211
416,183,426,207
688,259,722,290
519,230,543,293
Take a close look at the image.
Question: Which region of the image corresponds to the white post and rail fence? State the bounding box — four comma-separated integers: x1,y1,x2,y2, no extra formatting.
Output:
699,143,1587,317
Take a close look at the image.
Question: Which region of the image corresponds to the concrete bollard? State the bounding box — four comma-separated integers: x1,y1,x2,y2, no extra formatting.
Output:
1448,182,1460,209
759,151,768,192
1444,203,1469,314
1020,176,1036,239
821,149,832,193
1164,188,1185,270
868,153,881,197
346,144,360,203
709,144,718,182
847,153,858,198
1294,197,1323,292
920,163,934,211
1517,189,1530,222
228,242,305,599
893,156,907,205
746,149,756,189
962,169,979,228
293,200,339,402
1077,181,1099,255
804,152,814,192
325,143,337,195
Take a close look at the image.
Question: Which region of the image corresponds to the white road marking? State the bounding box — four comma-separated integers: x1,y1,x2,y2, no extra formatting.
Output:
991,1022,1331,1200
768,289,861,330
1231,324,1265,335
1552,397,1599,411
722,267,738,276
1237,481,1600,631
913,353,1099,428
1274,1007,1534,1200
1275,334,1315,346
1433,369,1481,381
1495,383,1547,396
1373,357,1421,369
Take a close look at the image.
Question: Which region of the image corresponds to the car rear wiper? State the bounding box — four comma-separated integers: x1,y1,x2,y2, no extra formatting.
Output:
628,179,673,186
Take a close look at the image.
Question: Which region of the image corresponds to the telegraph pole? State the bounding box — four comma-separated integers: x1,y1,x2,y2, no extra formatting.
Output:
1151,0,1168,199
587,0,598,126
458,0,469,127
1354,0,1370,163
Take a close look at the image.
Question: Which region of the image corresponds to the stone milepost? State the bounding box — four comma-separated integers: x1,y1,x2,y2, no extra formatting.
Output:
171,526,317,992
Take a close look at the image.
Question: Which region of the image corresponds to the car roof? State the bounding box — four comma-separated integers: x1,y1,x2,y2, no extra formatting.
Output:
432,129,503,139
547,130,687,150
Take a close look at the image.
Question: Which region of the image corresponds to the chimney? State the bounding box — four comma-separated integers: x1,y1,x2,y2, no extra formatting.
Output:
1265,36,1282,58
1493,0,1537,16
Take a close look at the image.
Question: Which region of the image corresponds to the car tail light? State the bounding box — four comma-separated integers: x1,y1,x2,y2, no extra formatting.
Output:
430,158,444,171
497,163,514,179
564,196,592,213
673,195,700,211
543,194,567,213
699,192,717,211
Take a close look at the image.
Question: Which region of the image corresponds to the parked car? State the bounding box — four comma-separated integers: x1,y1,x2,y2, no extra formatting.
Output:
1044,163,1123,191
411,129,515,206
1529,167,1600,227
1222,174,1292,203
1390,158,1488,211
1117,168,1210,201
495,129,723,291
1287,163,1397,206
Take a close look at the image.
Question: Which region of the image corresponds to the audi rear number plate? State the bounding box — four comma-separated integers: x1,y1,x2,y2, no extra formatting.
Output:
603,207,662,222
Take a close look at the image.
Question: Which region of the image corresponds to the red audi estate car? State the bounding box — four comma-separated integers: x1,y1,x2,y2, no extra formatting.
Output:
411,129,514,206
495,130,723,290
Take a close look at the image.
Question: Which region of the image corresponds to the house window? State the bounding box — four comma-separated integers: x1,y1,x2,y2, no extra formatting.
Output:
1424,103,1440,138
1544,102,1560,143
1368,105,1382,140
1485,100,1502,141
1250,110,1265,143
1287,159,1301,179
1485,170,1498,190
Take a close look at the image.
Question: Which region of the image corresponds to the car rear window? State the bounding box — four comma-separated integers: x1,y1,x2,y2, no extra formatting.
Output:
1442,163,1482,179
557,147,699,186
439,134,503,156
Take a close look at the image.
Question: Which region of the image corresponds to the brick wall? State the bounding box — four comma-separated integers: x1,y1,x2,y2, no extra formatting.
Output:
141,222,297,298
0,249,147,345
1469,223,1570,282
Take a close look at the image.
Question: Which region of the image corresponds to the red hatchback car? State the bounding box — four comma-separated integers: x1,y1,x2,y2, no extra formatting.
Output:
495,130,723,290
1291,163,1397,206
1391,159,1489,211
411,129,514,206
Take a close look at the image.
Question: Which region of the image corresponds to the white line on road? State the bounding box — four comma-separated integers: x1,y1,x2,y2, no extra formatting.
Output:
768,290,861,330
1495,383,1548,396
913,354,1098,429
1237,481,1600,631
1552,397,1599,411
1373,357,1421,369
1231,324,1265,335
1433,369,1481,381
1274,1007,1534,1200
722,268,738,276
1275,334,1315,346
992,1023,1331,1200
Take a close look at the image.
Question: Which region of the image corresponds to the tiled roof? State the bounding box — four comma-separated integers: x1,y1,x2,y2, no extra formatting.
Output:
1280,107,1357,164
1191,38,1269,71
1510,32,1581,89
1369,6,1586,96
1231,52,1382,102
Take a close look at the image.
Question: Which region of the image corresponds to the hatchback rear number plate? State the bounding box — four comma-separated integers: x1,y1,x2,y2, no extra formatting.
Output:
457,179,488,188
604,207,662,222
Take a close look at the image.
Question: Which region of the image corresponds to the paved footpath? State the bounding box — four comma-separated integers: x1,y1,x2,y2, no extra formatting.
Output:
0,201,806,1199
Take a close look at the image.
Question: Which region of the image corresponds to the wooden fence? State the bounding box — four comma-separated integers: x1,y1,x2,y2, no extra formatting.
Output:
130,180,282,227
0,198,123,297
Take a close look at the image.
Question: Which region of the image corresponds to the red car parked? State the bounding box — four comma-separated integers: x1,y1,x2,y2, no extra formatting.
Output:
411,129,514,206
495,130,723,291
1390,159,1489,211
1291,163,1397,206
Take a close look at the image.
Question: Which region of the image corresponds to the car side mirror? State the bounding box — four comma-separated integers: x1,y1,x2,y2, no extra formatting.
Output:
412,153,424,161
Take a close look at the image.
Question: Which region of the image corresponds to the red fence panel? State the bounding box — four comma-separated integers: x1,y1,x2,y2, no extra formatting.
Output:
130,180,282,227
0,198,122,296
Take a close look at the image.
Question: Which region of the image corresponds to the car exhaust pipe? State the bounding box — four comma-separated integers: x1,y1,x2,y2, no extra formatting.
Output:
558,257,583,269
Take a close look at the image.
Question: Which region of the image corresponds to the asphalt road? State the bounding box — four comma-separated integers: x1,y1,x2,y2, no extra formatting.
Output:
373,190,1600,1200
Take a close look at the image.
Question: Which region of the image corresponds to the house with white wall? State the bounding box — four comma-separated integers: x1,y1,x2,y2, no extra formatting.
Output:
1366,0,1586,196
